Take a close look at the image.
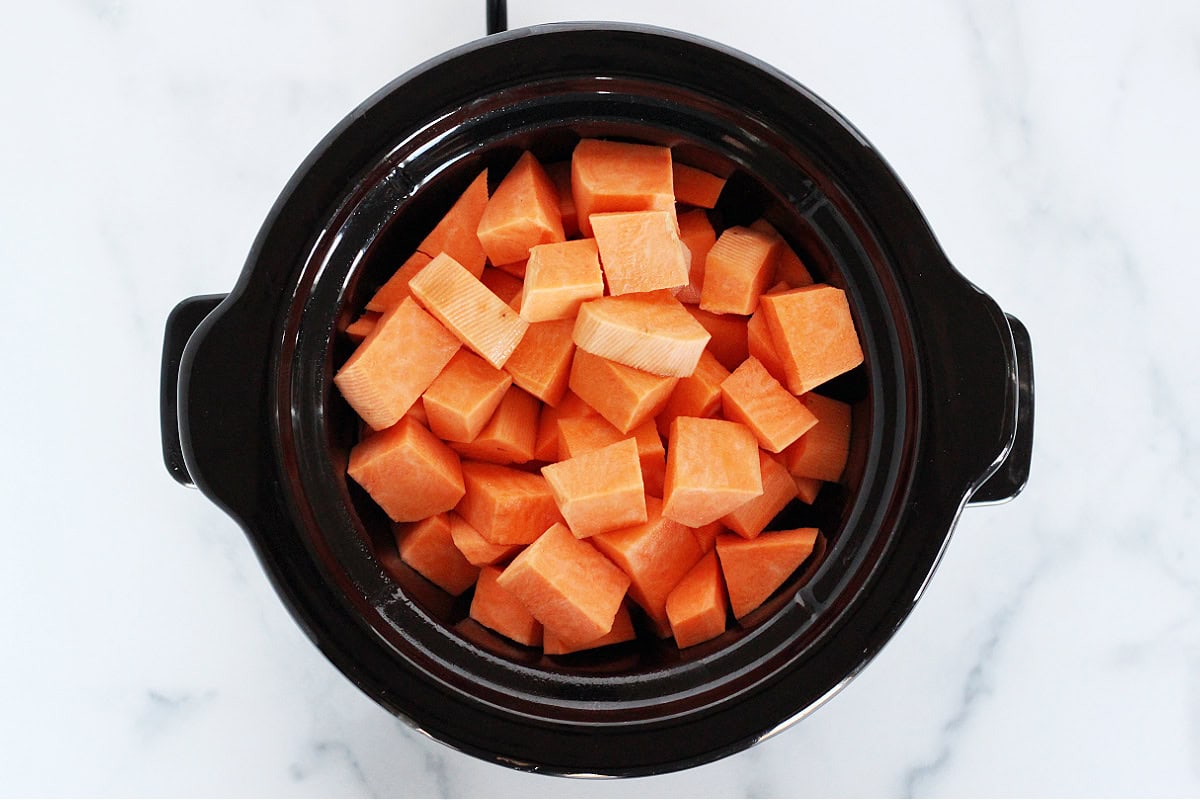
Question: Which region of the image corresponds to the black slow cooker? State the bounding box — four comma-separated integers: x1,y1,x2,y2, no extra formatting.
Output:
160,16,1033,777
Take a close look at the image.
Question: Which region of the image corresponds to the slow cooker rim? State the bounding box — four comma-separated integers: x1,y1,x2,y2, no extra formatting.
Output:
278,23,916,700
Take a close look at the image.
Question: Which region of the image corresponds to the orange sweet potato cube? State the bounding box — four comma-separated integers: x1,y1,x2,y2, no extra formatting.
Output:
716,528,818,618
671,163,726,209
503,317,576,406
344,311,380,342
418,168,490,276
661,416,763,528
666,550,728,648
573,290,710,377
520,238,604,323
590,210,690,296
542,602,635,655
476,151,565,267
699,225,780,316
448,386,539,466
685,306,749,373
408,252,530,370
456,461,564,545
346,416,465,522
496,522,631,645
591,496,705,626
571,138,675,237
655,349,729,439
448,512,521,567
334,296,461,431
760,284,864,395
363,169,489,313
364,251,433,314
720,450,798,539
568,349,678,434
781,392,853,482
470,565,542,647
541,437,648,538
746,306,787,385
545,161,580,239
422,349,513,443
749,219,814,288
674,209,717,305
555,415,666,499
393,512,479,595
720,356,818,453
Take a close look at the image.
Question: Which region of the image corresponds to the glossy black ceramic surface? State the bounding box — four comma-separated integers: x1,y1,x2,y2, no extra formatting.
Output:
162,24,1032,776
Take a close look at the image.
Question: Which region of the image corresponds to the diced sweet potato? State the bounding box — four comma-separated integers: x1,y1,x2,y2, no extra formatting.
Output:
470,565,542,646
794,476,823,505
364,251,433,314
496,522,631,645
476,151,565,267
364,169,489,313
456,461,564,545
542,602,635,655
555,415,666,498
760,284,863,395
545,161,579,239
449,512,522,567
671,163,726,209
666,550,728,648
749,219,814,287
654,349,730,438
573,290,710,377
720,356,818,453
716,528,818,618
720,450,797,539
747,306,787,384
347,416,465,522
541,437,647,538
422,349,513,443
408,252,530,370
393,513,479,595
571,139,675,237
591,497,704,626
684,306,749,373
345,311,380,342
448,386,539,465
334,296,461,431
699,226,779,316
674,209,717,305
690,520,725,554
781,392,852,482
590,210,689,296
661,417,763,527
520,238,603,323
418,168,490,276
334,136,868,660
479,267,524,307
568,349,678,434
502,318,576,407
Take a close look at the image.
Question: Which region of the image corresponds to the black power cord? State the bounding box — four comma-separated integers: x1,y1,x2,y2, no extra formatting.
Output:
486,0,507,35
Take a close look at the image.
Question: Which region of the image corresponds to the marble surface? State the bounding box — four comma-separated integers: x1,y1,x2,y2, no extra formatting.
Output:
2,0,1199,796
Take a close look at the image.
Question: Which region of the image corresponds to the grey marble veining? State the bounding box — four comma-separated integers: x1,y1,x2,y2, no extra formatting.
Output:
2,0,1199,796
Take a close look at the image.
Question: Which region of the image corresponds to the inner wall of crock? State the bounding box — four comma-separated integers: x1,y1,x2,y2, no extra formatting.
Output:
290,76,910,711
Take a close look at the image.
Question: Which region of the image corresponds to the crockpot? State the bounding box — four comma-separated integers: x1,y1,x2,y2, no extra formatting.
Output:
160,15,1033,777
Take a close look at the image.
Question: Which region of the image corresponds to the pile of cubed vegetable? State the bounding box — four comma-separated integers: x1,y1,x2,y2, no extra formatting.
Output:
334,139,862,654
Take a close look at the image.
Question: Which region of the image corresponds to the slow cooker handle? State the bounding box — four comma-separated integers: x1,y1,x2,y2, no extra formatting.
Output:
161,294,226,486
966,313,1034,504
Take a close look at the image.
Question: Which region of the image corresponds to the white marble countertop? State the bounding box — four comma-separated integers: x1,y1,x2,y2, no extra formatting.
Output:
3,1,1198,796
